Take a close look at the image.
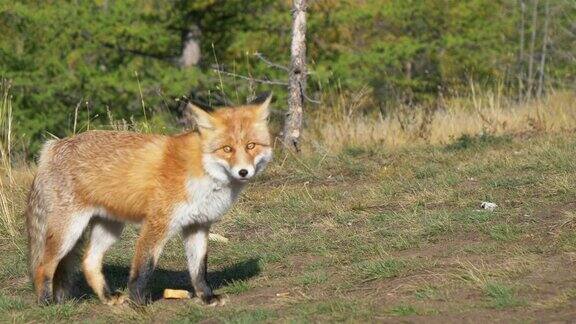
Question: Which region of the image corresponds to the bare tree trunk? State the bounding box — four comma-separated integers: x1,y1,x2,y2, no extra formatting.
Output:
179,24,201,68
518,0,526,99
282,0,308,152
526,0,539,101
537,0,550,98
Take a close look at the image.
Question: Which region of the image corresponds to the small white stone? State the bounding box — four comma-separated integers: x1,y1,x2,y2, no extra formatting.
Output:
480,201,497,211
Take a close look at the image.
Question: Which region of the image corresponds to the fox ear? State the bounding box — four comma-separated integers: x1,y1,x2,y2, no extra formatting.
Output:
188,103,215,130
256,94,272,121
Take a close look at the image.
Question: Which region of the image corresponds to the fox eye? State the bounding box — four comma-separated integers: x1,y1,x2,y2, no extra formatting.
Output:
246,143,255,150
222,146,233,153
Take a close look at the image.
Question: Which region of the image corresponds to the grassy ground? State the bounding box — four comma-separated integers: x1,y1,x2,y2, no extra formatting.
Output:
1,130,576,322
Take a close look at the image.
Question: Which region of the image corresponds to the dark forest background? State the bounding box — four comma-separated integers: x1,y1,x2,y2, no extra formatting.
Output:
1,0,575,152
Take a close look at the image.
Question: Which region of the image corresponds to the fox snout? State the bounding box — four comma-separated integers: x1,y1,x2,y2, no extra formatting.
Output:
233,166,252,181
229,150,272,182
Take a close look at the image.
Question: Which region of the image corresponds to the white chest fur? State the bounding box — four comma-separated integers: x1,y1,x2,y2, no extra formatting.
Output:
169,177,242,233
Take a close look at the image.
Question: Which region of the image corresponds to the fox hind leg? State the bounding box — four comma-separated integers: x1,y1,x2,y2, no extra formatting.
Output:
35,210,92,305
53,238,84,303
82,218,125,305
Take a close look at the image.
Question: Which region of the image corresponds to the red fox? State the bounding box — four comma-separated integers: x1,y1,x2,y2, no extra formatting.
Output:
26,96,273,306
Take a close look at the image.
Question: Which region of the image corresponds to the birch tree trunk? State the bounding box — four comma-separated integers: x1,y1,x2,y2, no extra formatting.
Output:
282,0,307,152
537,0,550,98
526,0,539,101
179,24,202,68
518,0,526,99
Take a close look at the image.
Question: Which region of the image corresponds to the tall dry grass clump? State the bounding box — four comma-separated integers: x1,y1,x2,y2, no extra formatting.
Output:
307,86,576,153
0,81,32,240
0,80,18,238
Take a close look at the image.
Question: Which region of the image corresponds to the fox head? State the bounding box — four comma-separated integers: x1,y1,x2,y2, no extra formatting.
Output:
189,96,273,184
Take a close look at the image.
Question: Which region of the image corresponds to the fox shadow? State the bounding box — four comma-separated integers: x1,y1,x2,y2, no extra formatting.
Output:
70,257,261,302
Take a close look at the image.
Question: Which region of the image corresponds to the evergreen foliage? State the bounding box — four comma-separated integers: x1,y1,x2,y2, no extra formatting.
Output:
0,0,574,151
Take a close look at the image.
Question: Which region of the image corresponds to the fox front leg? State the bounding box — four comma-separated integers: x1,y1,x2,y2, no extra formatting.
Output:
128,222,167,304
182,225,226,306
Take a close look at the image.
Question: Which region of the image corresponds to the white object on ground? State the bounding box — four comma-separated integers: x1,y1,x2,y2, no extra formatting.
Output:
480,202,498,211
163,289,191,299
209,233,229,243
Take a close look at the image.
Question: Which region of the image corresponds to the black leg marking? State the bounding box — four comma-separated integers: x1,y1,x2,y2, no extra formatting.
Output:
53,258,77,303
38,278,53,305
193,253,214,301
102,285,113,300
193,252,226,306
128,257,155,304
53,234,84,304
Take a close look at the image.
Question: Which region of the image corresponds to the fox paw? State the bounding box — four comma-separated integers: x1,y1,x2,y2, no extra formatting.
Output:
104,292,129,306
201,294,228,307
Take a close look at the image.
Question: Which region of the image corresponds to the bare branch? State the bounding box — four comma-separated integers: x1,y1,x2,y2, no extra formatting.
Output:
300,81,321,104
212,69,289,86
254,52,289,72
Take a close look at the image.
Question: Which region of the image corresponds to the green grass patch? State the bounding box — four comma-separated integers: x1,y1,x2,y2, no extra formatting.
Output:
414,286,438,301
343,146,373,158
289,299,371,321
221,279,251,295
415,164,440,179
388,304,419,316
299,271,328,286
357,259,405,280
0,294,25,312
446,134,512,151
489,175,538,189
488,224,521,242
222,309,276,324
35,301,85,322
484,282,523,309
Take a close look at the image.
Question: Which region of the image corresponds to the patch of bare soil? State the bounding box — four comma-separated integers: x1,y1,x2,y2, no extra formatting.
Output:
361,202,576,322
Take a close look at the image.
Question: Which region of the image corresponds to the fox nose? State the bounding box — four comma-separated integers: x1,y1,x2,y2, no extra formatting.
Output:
238,169,248,178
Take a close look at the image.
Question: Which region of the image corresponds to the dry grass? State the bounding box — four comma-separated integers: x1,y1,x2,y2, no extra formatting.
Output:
307,89,576,153
0,84,33,244
0,80,19,239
